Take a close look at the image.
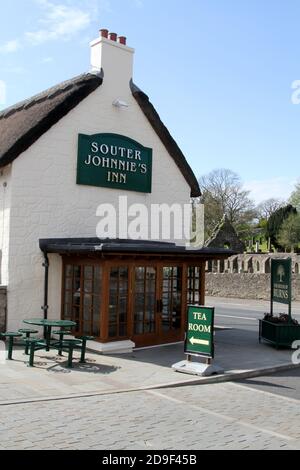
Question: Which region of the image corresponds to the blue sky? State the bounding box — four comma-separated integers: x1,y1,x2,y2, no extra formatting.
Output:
0,0,299,203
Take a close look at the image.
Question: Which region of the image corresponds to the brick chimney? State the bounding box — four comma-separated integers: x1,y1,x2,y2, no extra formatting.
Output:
90,29,134,91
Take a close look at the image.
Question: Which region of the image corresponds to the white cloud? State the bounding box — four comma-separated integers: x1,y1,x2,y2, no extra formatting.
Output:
244,177,297,205
25,0,92,45
132,0,143,7
0,0,112,54
0,39,21,54
41,57,54,63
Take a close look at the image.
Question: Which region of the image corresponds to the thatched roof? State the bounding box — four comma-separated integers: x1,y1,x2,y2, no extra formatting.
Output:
0,72,103,168
0,71,200,197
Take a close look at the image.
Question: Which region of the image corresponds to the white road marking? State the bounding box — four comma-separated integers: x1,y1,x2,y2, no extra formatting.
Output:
216,314,258,321
211,301,300,315
148,389,295,443
229,381,300,404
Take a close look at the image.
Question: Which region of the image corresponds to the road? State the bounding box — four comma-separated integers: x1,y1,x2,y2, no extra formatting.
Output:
1,297,300,450
208,296,300,331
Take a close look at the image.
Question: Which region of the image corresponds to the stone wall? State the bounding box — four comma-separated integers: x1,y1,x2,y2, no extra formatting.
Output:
205,273,300,301
0,286,7,332
206,253,300,275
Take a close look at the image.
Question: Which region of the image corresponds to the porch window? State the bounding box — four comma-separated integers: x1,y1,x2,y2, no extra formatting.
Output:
187,267,202,304
108,267,129,339
62,263,102,337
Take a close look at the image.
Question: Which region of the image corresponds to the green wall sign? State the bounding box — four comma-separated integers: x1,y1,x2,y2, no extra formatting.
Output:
77,133,152,193
184,305,215,358
271,259,292,306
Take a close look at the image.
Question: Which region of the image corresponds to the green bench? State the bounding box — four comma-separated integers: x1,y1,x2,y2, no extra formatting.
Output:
0,332,23,360
52,330,72,356
18,329,39,355
25,335,94,368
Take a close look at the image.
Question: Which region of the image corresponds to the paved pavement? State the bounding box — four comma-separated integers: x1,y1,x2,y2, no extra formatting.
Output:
0,325,297,405
0,297,300,450
1,379,300,450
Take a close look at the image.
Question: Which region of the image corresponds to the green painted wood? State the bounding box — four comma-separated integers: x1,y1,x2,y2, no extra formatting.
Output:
77,133,153,193
184,305,214,358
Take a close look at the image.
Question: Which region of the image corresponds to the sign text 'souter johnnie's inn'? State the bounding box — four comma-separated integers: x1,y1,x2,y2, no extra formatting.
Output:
77,133,153,193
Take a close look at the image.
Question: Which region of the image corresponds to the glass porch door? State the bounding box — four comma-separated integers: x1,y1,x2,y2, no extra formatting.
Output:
159,266,183,342
132,266,158,347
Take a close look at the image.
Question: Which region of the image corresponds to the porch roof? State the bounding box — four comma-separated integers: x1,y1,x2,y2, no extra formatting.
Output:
39,238,235,260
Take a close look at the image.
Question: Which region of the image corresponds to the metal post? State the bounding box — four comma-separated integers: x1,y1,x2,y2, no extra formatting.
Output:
46,326,51,352
42,252,49,339
8,337,13,360
25,333,30,356
29,343,35,367
58,333,64,356
67,346,73,368
80,339,87,364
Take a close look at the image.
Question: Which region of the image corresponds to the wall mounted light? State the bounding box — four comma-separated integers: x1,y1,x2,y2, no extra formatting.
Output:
112,99,129,108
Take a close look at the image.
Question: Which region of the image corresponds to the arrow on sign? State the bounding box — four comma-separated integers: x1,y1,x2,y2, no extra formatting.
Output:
190,337,209,346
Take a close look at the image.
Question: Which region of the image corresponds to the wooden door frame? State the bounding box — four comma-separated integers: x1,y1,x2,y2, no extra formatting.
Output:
61,255,207,347
131,264,161,347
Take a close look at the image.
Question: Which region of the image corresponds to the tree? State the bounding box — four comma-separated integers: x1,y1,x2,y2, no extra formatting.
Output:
289,181,300,212
257,198,285,220
199,168,257,239
277,213,300,252
266,204,297,250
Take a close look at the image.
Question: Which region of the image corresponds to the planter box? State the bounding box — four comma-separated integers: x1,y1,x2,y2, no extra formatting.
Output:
259,319,300,348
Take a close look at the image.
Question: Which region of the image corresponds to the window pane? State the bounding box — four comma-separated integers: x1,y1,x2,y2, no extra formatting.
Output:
109,307,117,324
110,268,119,280
84,266,93,279
66,265,73,277
93,295,101,315
83,323,91,335
65,290,72,304
73,266,81,278
134,323,143,335
109,324,117,338
119,324,127,337
84,280,93,293
73,277,80,292
93,322,100,337
63,263,102,338
135,267,145,280
64,304,72,319
93,267,102,294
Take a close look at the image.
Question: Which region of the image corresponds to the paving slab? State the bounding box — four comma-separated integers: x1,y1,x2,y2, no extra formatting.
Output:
0,325,298,404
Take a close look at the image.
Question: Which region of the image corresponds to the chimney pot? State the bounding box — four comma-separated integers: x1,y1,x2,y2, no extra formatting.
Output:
109,32,117,42
118,36,127,46
100,29,109,39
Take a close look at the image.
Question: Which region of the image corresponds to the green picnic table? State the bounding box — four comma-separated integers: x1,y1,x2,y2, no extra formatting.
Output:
22,319,93,367
23,319,76,351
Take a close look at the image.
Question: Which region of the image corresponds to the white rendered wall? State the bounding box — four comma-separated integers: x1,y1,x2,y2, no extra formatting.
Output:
6,76,191,330
0,166,11,286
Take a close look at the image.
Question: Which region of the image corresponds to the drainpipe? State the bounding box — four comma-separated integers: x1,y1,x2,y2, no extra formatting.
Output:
42,252,49,338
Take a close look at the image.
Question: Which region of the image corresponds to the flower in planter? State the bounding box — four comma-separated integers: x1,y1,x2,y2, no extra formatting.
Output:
263,313,299,325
